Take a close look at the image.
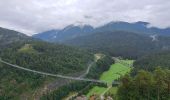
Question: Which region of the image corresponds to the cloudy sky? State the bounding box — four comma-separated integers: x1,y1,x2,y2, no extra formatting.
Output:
0,0,170,35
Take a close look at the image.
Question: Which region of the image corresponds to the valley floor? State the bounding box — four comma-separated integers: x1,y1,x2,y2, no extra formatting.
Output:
86,59,133,98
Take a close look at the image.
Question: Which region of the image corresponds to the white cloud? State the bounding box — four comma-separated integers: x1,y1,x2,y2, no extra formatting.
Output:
0,0,170,35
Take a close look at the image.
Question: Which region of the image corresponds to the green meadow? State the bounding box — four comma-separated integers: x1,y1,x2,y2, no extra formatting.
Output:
86,60,133,97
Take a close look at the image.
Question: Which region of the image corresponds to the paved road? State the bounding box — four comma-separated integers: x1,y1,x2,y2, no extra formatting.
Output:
79,61,95,78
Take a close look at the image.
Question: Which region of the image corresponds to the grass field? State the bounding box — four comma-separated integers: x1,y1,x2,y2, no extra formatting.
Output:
100,60,133,84
86,60,133,97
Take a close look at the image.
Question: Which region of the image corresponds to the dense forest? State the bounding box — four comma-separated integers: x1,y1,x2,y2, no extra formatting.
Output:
0,41,93,74
117,68,170,100
133,51,170,75
64,31,170,58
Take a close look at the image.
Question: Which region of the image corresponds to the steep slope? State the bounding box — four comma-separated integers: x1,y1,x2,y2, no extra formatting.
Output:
33,25,94,42
0,28,93,99
64,31,170,58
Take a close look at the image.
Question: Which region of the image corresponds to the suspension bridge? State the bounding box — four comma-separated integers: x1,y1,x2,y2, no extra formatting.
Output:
0,58,116,85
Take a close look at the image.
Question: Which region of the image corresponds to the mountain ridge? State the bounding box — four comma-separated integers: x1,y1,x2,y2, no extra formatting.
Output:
33,24,94,42
32,21,170,42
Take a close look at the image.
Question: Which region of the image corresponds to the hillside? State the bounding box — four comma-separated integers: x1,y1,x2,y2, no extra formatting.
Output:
64,31,170,58
0,28,93,99
133,51,170,74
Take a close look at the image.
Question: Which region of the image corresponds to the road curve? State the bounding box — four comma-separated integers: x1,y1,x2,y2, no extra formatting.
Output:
79,61,95,78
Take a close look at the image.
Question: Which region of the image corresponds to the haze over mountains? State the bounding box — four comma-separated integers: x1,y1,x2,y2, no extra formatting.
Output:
33,25,94,42
33,21,170,42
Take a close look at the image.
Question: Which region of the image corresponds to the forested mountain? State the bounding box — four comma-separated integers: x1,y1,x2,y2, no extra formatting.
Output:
33,25,94,42
33,21,170,43
0,27,93,99
132,51,170,75
64,31,170,58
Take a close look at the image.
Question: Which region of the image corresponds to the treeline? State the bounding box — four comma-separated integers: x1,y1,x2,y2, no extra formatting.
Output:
117,68,170,100
40,56,113,100
133,51,170,75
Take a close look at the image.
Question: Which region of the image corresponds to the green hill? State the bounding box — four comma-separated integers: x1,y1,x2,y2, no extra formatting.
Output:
0,28,93,99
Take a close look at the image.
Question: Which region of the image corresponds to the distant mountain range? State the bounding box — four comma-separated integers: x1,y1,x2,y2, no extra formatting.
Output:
33,25,94,42
33,21,170,42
